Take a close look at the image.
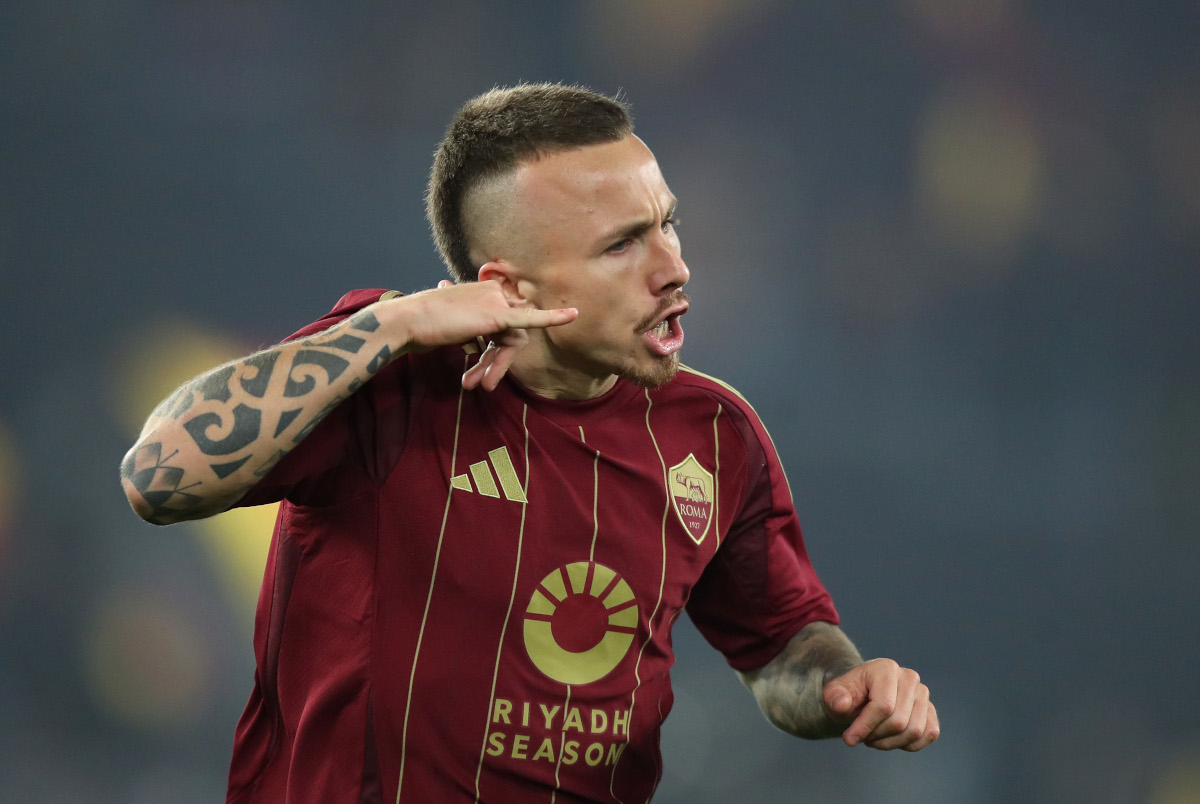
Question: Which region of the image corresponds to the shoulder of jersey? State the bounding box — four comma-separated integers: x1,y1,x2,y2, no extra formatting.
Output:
673,366,782,459
318,288,484,362
672,364,756,411
283,288,401,342
328,288,402,315
327,288,485,356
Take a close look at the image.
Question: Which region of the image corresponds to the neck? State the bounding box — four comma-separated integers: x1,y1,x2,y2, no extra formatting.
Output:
508,353,619,401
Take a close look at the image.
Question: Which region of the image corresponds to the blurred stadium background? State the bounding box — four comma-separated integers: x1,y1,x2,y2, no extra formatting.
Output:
2,1,1199,802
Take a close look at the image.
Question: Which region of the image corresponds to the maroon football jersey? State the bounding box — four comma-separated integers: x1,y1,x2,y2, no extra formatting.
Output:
225,290,838,803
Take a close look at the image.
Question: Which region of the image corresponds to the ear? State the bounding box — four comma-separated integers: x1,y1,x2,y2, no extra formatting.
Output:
477,261,532,306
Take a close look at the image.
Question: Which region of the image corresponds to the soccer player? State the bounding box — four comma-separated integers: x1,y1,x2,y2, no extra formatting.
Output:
121,83,939,803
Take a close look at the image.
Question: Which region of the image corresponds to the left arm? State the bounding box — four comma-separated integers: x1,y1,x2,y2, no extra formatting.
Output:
738,621,940,751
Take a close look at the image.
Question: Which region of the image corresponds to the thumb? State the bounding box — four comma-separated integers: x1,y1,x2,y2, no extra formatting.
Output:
823,681,860,719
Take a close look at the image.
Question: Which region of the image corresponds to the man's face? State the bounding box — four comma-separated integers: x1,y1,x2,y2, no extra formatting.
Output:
501,135,691,392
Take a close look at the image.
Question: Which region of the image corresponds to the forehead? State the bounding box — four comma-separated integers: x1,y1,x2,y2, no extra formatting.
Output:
511,135,672,231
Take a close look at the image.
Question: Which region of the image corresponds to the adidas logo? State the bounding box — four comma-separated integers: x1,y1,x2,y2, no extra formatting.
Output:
451,446,527,503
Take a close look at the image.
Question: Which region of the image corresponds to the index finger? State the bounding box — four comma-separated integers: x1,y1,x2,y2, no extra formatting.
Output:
843,698,897,747
502,306,578,330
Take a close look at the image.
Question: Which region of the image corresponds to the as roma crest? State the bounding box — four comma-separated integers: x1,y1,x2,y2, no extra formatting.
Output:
668,454,714,545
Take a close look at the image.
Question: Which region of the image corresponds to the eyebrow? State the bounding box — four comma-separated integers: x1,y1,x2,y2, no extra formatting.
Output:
595,196,678,249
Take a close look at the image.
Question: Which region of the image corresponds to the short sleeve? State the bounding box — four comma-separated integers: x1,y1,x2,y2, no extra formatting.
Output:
232,289,402,509
684,405,838,672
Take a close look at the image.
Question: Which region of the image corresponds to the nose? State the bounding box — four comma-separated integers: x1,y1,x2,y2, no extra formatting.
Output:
649,236,689,294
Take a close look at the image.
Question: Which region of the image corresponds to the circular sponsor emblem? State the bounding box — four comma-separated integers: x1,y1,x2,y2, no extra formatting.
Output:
523,562,639,685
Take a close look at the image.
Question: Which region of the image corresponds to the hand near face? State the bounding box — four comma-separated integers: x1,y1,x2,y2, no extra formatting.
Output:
383,279,577,392
822,658,940,751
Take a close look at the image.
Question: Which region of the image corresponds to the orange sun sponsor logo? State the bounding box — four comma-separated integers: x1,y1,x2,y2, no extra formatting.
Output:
668,453,713,545
523,562,639,685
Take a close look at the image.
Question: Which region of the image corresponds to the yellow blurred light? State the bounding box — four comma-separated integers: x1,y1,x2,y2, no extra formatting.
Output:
194,503,276,620
108,317,248,439
914,80,1044,259
109,318,276,624
903,0,1014,42
0,416,19,540
84,590,211,731
579,0,778,76
1151,748,1200,804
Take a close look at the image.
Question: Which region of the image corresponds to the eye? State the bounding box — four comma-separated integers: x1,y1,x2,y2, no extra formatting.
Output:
606,238,633,254
662,216,680,233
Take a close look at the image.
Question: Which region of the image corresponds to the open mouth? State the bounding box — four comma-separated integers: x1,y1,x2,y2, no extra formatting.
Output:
643,307,687,356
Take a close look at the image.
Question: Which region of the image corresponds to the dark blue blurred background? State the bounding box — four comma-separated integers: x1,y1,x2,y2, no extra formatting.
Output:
2,2,1198,802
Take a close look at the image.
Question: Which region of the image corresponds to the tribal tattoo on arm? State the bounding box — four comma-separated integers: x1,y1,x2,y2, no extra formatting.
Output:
121,308,393,524
738,621,864,739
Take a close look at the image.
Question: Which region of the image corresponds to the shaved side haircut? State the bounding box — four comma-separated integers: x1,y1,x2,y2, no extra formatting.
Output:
427,83,633,282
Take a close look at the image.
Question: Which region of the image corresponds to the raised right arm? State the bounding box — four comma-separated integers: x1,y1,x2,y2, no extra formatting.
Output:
120,280,576,524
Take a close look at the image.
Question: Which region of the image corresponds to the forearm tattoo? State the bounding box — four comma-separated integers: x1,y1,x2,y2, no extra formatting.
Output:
744,622,863,739
121,310,388,520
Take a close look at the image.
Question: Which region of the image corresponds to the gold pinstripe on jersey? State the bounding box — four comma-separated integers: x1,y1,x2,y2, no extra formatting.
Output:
396,355,471,803
474,406,532,802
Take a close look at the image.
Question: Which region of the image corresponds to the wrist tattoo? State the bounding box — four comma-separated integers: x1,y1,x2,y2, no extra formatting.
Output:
747,622,863,739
